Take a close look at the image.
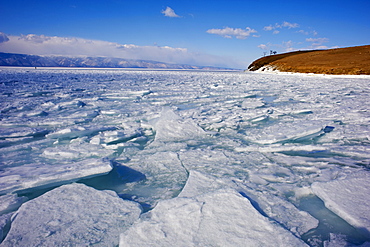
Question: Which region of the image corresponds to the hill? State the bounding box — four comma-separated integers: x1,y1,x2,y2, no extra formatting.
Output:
0,52,232,70
248,45,370,75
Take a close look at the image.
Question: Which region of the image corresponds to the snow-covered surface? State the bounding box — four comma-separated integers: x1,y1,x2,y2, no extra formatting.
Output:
1,183,141,246
252,66,370,79
312,172,370,235
0,158,112,194
0,194,26,215
253,64,279,73
0,213,12,242
120,172,307,246
1,68,370,246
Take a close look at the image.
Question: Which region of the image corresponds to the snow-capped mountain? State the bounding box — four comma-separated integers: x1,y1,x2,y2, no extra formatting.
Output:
0,52,233,70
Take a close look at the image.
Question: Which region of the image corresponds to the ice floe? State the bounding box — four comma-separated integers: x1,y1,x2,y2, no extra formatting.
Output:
120,171,308,246
0,213,12,242
0,194,27,215
0,158,112,194
1,183,141,247
120,151,188,207
149,106,206,143
312,171,370,235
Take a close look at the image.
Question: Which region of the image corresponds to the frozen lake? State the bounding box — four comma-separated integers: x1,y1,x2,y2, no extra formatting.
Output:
0,68,370,246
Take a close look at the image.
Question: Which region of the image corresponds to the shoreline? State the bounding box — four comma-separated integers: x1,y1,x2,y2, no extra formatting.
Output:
247,66,370,78
0,66,240,72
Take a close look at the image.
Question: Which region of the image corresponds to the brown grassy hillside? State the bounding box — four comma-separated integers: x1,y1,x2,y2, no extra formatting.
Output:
248,45,370,75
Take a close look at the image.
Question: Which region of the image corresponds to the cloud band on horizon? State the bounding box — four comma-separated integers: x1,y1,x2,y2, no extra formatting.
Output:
0,32,244,68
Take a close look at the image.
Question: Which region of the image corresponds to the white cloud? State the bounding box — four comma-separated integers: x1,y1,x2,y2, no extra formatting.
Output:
258,37,331,54
281,21,299,29
263,21,299,32
0,33,244,68
306,37,329,49
258,44,269,50
161,6,181,18
306,37,328,46
282,40,295,51
258,40,296,53
297,30,318,36
298,30,309,35
306,37,328,44
206,27,257,39
19,34,51,43
263,25,274,31
0,32,9,43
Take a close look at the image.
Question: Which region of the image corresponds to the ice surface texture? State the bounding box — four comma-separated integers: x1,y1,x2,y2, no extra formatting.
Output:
312,172,370,235
0,158,112,194
150,106,206,142
120,171,308,246
0,183,141,246
1,68,370,246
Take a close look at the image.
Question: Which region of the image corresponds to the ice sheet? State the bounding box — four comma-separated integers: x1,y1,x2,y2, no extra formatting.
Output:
0,213,12,242
120,150,188,207
120,171,307,246
312,171,370,235
238,186,319,236
114,108,209,207
0,194,27,215
149,106,206,143
1,68,370,246
244,120,334,145
0,158,112,194
179,170,318,237
1,183,141,247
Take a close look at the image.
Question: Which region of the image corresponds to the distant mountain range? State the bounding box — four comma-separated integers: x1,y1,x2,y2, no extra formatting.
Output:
0,52,233,70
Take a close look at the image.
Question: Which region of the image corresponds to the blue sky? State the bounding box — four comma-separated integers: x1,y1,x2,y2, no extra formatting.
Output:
0,0,369,69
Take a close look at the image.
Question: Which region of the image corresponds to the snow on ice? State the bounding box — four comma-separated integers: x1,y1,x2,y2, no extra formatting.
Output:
312,172,370,235
1,68,370,246
1,183,141,246
120,172,307,246
0,158,112,194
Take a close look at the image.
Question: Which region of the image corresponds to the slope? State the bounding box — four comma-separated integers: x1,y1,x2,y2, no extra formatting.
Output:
248,45,370,75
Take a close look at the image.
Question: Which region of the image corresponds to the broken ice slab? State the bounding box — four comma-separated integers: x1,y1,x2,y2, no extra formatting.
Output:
311,171,370,236
0,194,27,215
102,90,152,100
241,98,265,109
177,170,228,198
0,127,49,140
235,144,327,154
42,141,115,160
0,213,12,242
1,183,141,247
180,170,318,237
149,107,206,143
120,180,307,246
244,120,335,145
45,126,116,140
120,151,188,207
0,158,113,194
238,187,319,237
